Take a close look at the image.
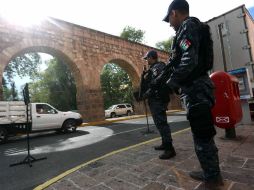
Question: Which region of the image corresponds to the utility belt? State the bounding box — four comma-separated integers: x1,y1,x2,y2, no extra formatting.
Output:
181,74,215,107
181,74,208,88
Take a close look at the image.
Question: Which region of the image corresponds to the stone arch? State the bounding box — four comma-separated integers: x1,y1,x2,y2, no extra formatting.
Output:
0,39,86,118
101,55,140,87
98,54,144,114
0,17,182,121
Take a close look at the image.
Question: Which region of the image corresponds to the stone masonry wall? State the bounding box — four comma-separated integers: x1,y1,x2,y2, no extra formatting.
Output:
0,17,182,121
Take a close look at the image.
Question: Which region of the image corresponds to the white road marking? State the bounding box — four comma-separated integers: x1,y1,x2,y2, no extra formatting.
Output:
5,125,154,156
5,116,187,156
5,126,113,156
111,126,149,136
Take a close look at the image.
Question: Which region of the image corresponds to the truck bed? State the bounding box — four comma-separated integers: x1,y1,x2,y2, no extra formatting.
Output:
0,101,29,124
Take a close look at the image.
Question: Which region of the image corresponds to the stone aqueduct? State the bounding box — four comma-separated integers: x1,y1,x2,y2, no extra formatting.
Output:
0,17,181,121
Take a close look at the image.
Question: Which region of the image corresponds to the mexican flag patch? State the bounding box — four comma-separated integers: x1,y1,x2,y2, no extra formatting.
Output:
180,39,191,51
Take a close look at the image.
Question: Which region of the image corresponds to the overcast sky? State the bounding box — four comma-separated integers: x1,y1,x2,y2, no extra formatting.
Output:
0,0,253,48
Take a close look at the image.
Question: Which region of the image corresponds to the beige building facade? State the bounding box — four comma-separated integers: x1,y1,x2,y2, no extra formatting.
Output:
207,5,254,87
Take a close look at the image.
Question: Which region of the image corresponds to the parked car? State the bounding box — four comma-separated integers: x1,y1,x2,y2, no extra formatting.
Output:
105,104,134,118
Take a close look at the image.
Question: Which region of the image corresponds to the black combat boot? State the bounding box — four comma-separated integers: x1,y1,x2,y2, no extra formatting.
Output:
154,144,165,151
189,171,205,181
159,144,176,159
189,171,224,185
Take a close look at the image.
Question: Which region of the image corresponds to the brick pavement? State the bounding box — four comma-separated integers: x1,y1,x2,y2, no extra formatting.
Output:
36,124,254,190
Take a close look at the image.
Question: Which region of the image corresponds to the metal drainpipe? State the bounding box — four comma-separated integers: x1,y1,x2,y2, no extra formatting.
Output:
218,23,228,72
224,19,233,70
241,6,254,78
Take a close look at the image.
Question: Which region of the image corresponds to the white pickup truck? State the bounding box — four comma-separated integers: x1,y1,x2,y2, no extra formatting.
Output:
0,101,83,143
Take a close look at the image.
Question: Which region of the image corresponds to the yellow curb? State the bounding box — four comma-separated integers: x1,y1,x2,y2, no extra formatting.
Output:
80,115,146,127
34,127,190,190
79,109,184,127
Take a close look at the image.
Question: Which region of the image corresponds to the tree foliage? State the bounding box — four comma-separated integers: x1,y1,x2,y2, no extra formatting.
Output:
2,52,41,100
2,51,136,113
2,77,11,100
10,82,19,101
101,63,133,109
30,58,77,111
155,37,174,52
29,78,49,103
120,26,145,43
2,78,19,101
4,53,42,83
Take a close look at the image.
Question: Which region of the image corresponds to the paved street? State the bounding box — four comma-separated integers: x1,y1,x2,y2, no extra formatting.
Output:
0,114,188,190
37,123,254,190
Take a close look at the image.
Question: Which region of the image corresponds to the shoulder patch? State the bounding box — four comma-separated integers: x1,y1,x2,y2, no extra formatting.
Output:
152,68,158,77
180,39,191,51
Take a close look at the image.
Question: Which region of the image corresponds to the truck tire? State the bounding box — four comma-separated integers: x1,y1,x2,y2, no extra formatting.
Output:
62,119,77,133
0,127,7,144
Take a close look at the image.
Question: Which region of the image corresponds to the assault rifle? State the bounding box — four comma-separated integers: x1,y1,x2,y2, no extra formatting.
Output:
150,61,174,89
133,61,174,102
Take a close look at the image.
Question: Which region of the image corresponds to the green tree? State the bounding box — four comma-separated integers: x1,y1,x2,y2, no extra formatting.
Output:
2,79,19,101
29,79,49,103
2,77,13,100
120,26,145,43
30,58,77,111
2,52,42,100
101,63,133,109
4,53,42,83
155,37,174,52
10,82,19,101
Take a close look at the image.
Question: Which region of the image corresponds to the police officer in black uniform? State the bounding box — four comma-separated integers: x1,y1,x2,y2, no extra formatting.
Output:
142,50,176,160
162,0,223,188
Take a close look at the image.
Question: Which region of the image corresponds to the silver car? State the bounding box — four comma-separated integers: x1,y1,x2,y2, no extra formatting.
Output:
105,104,134,118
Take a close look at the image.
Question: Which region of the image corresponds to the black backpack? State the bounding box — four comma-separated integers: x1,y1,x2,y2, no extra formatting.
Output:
199,22,214,72
182,20,214,84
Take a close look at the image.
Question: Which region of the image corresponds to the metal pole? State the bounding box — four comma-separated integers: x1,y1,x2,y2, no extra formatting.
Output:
143,100,150,132
225,128,236,139
218,23,228,72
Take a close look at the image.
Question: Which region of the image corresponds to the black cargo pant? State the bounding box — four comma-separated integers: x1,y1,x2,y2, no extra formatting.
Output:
182,77,221,180
148,98,172,149
187,102,221,180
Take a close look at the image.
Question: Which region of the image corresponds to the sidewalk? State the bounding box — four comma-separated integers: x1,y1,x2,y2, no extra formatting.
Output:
36,124,254,190
81,110,185,127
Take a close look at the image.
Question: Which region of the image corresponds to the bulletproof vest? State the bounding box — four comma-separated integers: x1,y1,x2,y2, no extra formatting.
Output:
173,17,212,85
169,37,181,68
148,62,170,102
